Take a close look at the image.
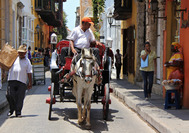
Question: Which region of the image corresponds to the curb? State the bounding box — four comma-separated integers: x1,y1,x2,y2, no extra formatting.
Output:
0,99,8,114
111,83,174,133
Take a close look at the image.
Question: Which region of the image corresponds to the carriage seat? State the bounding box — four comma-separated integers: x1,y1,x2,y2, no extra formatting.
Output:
64,56,72,70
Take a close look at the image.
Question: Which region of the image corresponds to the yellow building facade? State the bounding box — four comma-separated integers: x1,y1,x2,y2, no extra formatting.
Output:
120,0,137,83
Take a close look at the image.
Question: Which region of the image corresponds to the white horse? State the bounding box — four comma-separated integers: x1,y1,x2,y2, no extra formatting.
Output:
71,48,98,129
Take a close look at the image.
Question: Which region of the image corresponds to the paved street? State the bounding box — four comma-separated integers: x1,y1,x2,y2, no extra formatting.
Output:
0,71,157,133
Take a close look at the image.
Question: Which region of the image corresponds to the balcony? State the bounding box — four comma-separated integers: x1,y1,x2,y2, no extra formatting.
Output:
113,0,132,20
35,0,63,27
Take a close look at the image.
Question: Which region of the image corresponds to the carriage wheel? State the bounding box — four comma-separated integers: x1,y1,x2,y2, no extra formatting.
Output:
103,83,110,120
48,83,54,120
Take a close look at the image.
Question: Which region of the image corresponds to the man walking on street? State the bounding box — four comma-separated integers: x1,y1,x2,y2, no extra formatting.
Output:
115,49,122,79
6,45,32,117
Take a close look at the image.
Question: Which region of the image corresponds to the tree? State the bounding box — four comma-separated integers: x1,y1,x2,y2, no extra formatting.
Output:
58,10,68,40
92,0,105,40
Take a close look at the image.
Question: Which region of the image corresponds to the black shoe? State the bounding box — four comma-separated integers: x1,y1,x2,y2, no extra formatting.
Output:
7,111,13,116
16,114,22,118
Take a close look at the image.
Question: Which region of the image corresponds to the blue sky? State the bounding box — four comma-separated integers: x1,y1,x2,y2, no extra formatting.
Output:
63,1,80,31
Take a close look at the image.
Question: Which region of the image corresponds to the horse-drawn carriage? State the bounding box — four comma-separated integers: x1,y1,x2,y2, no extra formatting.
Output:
46,40,113,128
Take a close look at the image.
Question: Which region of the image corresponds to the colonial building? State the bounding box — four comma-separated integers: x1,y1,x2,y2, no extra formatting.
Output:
100,0,121,57
20,0,35,49
112,0,165,95
34,0,66,49
0,0,14,48
163,0,189,108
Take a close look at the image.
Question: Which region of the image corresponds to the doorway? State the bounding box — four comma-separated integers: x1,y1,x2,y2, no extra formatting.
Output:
123,26,135,77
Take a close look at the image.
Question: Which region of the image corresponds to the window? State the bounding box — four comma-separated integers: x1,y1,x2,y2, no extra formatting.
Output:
21,16,34,47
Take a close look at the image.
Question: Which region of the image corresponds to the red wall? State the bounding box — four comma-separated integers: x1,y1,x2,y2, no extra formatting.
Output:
180,0,189,108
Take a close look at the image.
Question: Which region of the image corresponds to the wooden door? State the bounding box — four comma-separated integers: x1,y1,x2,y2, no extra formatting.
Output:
123,26,135,76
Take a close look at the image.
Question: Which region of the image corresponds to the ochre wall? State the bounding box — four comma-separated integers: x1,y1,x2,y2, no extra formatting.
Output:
42,24,50,48
163,0,177,97
180,0,189,108
121,0,137,83
33,0,50,50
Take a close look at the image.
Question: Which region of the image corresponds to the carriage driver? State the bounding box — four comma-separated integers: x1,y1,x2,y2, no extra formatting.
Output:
60,17,101,67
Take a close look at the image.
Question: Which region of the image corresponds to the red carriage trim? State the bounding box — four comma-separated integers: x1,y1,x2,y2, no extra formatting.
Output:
56,40,70,54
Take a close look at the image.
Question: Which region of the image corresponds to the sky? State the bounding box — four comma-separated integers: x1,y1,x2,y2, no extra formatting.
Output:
63,0,80,31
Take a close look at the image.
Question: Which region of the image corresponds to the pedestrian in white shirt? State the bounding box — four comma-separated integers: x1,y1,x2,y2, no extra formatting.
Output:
6,45,32,117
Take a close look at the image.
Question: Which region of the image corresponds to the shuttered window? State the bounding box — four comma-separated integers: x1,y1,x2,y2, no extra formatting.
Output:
22,16,34,48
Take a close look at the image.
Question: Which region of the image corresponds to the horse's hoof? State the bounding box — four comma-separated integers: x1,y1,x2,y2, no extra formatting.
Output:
78,120,85,125
85,124,91,130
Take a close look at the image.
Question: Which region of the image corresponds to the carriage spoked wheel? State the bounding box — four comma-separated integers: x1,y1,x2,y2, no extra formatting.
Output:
103,83,110,120
48,82,54,120
59,84,64,102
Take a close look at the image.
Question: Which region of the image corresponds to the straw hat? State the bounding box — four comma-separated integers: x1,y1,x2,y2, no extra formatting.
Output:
18,45,27,52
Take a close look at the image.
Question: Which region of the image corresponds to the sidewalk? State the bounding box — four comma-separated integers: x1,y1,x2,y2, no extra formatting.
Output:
110,79,189,133
0,82,8,113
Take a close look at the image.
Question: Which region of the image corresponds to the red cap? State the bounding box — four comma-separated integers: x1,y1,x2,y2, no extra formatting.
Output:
81,17,94,25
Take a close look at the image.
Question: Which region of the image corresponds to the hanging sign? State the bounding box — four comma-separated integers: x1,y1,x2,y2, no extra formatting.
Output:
51,33,57,44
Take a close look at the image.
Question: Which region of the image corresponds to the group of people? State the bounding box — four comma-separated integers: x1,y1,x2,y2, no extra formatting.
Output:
114,41,183,101
4,14,183,118
5,16,104,118
27,46,51,67
140,41,183,100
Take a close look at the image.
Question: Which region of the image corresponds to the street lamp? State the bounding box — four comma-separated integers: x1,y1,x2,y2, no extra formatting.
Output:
150,0,158,12
106,37,113,48
35,24,40,40
51,33,57,52
107,11,113,28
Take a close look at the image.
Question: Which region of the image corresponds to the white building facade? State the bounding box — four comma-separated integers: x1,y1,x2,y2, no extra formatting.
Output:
20,0,35,49
100,0,121,56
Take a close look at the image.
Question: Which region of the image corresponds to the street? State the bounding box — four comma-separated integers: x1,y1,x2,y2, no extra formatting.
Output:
0,71,157,133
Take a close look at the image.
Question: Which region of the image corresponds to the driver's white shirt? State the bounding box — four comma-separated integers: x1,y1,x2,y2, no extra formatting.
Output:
67,26,95,49
8,56,32,84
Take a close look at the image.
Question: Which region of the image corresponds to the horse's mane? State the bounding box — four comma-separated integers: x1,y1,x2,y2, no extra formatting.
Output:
81,48,95,60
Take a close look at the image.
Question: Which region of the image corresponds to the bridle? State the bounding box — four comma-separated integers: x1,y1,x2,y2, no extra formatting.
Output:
76,56,97,82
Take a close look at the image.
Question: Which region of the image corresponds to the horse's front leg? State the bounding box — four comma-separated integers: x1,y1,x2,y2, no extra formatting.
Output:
82,101,86,121
77,87,83,125
86,100,91,129
85,88,93,129
82,90,88,121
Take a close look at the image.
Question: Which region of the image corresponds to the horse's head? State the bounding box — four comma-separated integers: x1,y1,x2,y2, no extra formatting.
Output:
77,49,97,83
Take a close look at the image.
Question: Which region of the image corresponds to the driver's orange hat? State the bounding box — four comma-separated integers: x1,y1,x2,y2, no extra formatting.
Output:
81,17,94,25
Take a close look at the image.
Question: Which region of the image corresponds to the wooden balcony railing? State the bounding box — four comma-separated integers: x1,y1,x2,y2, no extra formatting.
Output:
35,0,63,27
113,0,132,20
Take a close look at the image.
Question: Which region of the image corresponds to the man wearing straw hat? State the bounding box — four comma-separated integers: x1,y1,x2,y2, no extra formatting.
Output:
6,44,32,117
